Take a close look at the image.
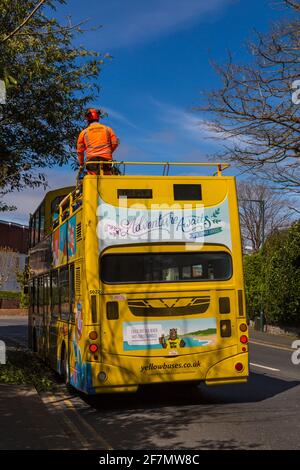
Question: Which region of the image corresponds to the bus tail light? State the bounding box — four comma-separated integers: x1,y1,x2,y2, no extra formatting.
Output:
240,335,248,344
239,323,247,332
235,362,244,372
89,331,98,340
89,344,98,353
220,320,231,337
107,301,119,320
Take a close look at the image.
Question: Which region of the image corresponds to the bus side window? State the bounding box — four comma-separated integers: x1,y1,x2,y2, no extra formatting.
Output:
38,276,44,316
33,278,38,314
60,267,69,321
69,264,75,322
29,216,33,249
45,273,51,315
51,196,65,226
40,203,45,241
44,274,50,317
35,208,40,244
29,280,33,313
32,214,36,247
51,270,59,318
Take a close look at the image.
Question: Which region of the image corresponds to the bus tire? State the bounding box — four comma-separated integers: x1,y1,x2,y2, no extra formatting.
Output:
60,343,69,384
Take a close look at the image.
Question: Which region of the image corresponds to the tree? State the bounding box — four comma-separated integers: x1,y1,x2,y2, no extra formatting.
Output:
243,252,264,321
263,221,300,325
244,220,300,325
16,268,29,307
0,0,106,211
238,179,294,252
197,0,300,193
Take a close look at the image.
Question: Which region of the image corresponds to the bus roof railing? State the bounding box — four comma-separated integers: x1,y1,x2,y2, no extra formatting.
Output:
53,161,230,228
84,161,230,177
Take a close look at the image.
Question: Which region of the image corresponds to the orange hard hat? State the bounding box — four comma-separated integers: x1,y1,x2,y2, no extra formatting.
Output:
85,108,100,122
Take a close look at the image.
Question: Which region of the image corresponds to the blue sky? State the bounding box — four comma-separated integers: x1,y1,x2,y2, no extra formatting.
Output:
1,0,290,224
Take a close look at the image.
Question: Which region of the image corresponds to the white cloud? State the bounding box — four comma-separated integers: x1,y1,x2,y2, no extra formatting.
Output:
148,97,249,148
100,106,138,129
73,0,234,50
149,98,218,142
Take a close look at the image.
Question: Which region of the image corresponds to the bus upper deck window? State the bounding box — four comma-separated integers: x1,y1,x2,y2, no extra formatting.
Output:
173,184,202,200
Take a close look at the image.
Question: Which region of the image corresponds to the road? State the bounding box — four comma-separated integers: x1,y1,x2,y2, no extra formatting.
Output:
1,316,300,450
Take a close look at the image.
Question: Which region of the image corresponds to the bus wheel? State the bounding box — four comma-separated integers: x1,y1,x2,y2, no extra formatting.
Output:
60,344,69,384
32,328,37,353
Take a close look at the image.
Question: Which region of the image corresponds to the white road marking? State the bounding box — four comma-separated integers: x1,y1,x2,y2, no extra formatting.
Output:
250,362,280,372
250,339,293,352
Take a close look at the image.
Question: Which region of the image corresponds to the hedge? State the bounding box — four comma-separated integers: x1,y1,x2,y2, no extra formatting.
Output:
0,291,21,300
244,221,300,326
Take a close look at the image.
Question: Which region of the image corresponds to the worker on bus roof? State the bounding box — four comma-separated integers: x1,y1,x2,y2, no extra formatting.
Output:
77,108,119,175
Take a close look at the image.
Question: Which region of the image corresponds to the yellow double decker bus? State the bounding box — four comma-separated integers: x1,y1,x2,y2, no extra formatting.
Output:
28,161,249,394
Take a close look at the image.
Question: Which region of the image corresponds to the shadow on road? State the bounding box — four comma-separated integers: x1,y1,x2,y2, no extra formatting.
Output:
81,372,300,411
71,372,300,449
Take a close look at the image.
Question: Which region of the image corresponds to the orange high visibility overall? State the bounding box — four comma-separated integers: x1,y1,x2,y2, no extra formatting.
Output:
77,122,119,174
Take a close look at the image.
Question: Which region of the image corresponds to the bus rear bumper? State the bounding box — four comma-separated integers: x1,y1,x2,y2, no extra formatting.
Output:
80,351,248,394
205,352,248,386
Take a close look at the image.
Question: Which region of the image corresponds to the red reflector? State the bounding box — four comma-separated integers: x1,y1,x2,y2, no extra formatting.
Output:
89,344,98,353
235,362,243,372
242,346,247,352
240,335,248,344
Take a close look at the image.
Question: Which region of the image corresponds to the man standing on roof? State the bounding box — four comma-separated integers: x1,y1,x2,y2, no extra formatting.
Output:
77,108,119,175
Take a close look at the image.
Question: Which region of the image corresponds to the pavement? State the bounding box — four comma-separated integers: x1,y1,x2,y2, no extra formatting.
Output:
0,309,27,316
0,384,72,450
0,316,300,450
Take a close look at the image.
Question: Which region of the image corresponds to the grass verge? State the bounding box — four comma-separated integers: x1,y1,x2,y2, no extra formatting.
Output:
0,347,58,392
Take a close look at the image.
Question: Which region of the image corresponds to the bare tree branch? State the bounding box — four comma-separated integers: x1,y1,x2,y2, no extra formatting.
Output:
196,0,300,193
1,0,47,43
238,179,297,252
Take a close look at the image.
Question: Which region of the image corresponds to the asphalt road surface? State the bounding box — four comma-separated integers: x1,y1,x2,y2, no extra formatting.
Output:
1,316,300,450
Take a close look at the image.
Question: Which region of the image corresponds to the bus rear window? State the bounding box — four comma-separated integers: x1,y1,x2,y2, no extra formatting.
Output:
101,252,232,284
